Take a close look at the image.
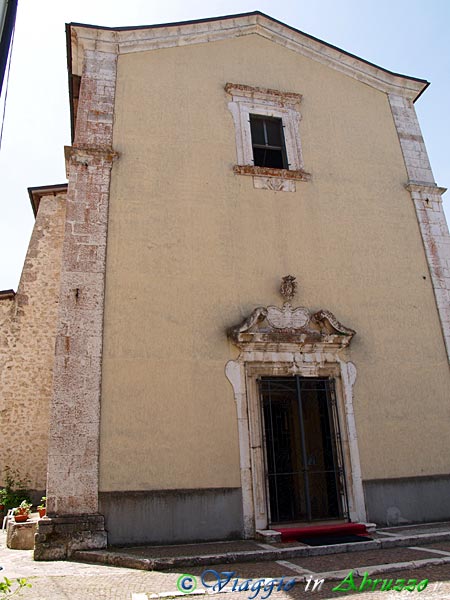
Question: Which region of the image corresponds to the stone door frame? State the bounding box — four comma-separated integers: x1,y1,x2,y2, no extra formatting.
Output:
226,353,366,537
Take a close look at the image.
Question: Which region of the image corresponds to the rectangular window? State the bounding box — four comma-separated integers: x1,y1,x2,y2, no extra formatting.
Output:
226,83,310,190
250,115,288,170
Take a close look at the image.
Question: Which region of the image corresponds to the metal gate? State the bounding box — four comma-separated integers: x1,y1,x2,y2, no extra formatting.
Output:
259,376,349,524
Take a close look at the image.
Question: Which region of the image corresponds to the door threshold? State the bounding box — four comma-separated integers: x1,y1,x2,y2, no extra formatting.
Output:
270,519,347,529
271,522,370,543
256,520,349,544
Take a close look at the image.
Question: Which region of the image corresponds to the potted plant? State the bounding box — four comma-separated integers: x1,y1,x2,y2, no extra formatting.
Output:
0,488,6,513
37,496,46,518
13,500,32,523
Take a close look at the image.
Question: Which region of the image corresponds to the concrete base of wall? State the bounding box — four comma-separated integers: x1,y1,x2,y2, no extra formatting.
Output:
364,475,450,526
34,514,107,560
99,488,243,545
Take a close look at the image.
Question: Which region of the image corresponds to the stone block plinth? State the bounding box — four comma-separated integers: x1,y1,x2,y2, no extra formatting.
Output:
34,514,107,560
7,519,38,550
255,529,282,543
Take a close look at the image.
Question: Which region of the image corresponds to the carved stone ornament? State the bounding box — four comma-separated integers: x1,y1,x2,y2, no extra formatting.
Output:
228,303,355,351
228,275,355,352
280,275,298,301
267,303,309,329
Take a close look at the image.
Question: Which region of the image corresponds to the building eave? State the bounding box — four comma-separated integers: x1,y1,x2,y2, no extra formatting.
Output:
0,289,15,300
66,11,429,132
28,183,68,217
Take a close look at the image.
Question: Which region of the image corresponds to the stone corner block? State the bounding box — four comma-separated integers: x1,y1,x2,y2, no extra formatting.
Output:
255,529,282,543
33,513,107,561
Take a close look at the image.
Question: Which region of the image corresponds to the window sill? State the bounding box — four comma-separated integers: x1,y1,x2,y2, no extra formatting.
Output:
233,165,311,181
233,165,311,192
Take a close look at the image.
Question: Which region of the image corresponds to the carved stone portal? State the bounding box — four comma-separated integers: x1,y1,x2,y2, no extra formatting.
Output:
225,279,364,536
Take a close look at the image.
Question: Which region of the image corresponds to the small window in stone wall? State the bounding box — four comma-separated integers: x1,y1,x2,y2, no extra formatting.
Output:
226,83,311,192
250,115,288,170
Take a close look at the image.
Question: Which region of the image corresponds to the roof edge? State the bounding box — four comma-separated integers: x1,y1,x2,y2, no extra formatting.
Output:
28,183,68,217
0,289,15,300
67,10,264,32
66,11,429,102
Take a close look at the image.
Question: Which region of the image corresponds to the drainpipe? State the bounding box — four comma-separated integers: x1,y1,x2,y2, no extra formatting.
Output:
0,0,18,98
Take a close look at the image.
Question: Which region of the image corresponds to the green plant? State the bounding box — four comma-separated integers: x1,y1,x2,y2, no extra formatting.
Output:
0,467,31,510
13,501,32,517
37,496,46,510
0,577,31,597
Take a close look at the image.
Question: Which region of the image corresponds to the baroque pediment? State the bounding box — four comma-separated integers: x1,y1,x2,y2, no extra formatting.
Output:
228,276,355,352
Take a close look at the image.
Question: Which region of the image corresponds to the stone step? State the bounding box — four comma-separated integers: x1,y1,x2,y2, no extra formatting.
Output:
73,530,450,571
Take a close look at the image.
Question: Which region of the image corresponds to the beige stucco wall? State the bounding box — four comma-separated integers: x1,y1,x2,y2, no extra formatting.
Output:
0,193,66,490
99,34,450,492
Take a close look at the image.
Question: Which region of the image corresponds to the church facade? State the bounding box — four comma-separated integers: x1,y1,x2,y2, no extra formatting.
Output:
1,12,449,559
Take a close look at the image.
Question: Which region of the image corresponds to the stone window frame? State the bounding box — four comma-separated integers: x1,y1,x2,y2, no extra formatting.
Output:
226,83,311,192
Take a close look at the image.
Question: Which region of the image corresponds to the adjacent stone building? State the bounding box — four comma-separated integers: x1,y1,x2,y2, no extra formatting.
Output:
0,186,67,499
1,12,449,559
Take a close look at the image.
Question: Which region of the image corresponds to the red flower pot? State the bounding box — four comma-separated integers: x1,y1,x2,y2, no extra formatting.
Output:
14,514,28,523
38,508,46,518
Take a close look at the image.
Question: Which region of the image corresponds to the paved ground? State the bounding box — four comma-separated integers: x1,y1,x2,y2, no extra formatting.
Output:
1,530,450,599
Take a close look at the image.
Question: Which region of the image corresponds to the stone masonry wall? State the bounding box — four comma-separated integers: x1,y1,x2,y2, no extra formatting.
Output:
0,193,66,492
45,46,118,517
34,42,117,559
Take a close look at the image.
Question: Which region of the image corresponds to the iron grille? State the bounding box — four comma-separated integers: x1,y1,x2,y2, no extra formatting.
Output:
259,376,349,524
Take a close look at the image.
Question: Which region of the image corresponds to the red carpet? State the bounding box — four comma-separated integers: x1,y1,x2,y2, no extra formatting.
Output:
273,522,368,542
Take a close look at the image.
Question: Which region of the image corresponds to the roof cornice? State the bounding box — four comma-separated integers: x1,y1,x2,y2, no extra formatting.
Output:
28,184,68,217
67,11,428,102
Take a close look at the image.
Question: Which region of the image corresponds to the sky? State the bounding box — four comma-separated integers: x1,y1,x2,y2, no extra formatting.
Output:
0,0,449,290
